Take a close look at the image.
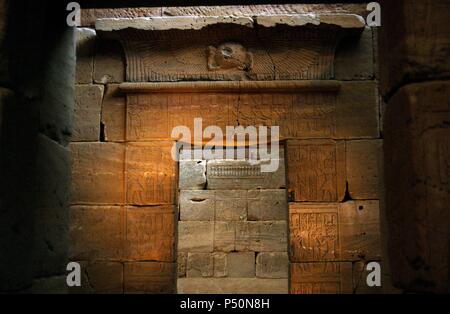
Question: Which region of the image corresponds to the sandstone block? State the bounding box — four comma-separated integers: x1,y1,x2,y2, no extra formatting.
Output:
179,190,214,221
379,0,450,94
76,28,96,83
213,253,227,277
352,261,383,294
336,81,379,139
179,160,207,190
124,262,175,294
178,221,214,253
186,253,213,278
213,221,236,252
126,205,175,262
81,8,163,27
126,142,176,205
70,143,125,205
256,252,289,279
287,140,346,202
94,39,125,84
73,84,104,141
69,262,123,294
69,206,125,260
289,202,380,262
101,84,126,142
227,252,255,278
335,27,374,80
206,159,286,190
247,190,287,221
32,276,67,294
236,221,287,252
177,278,288,294
215,190,247,221
178,253,187,278
291,262,352,294
346,140,382,199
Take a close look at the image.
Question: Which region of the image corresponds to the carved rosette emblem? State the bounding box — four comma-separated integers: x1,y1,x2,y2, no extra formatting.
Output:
207,42,253,72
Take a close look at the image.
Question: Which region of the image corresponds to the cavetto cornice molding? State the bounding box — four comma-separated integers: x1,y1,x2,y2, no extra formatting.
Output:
119,80,342,94
96,15,364,82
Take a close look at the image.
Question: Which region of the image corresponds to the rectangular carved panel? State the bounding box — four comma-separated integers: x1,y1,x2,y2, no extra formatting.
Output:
289,202,381,262
126,142,176,205
287,140,346,202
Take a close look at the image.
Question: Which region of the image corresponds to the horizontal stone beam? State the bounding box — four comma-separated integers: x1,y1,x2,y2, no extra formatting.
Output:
119,80,342,93
96,14,365,31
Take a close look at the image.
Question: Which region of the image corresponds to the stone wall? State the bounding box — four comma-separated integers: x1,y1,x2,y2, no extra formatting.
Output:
177,152,288,293
70,5,385,294
0,1,75,293
380,0,450,293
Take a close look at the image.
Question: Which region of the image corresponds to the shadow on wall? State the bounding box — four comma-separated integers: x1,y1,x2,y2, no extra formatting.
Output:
0,0,75,292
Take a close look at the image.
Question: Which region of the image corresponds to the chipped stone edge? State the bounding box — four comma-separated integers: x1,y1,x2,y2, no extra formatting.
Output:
95,14,365,31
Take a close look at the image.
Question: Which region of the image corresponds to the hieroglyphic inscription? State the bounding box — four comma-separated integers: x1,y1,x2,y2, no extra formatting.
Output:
287,140,345,202
290,262,352,294
126,93,238,141
290,204,339,262
238,93,336,139
126,205,175,261
126,142,176,205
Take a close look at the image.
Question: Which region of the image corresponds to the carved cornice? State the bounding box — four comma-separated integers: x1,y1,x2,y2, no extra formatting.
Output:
97,15,364,83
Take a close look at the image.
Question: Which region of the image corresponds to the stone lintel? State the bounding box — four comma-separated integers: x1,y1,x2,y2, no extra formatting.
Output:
96,14,365,32
119,80,342,94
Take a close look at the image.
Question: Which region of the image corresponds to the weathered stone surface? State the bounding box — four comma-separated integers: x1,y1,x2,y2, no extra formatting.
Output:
255,14,364,29
70,143,125,205
247,190,287,221
346,140,382,199
339,201,381,261
126,93,237,140
213,253,228,277
177,278,288,294
69,206,125,260
179,160,206,190
335,27,374,80
101,84,126,142
94,39,125,84
113,27,339,82
256,252,289,279
214,222,236,252
97,16,254,31
207,159,286,190
34,135,70,277
126,142,176,205
31,276,67,294
287,140,346,202
384,81,450,293
162,5,368,18
215,190,247,221
178,252,187,278
291,262,352,294
178,221,214,253
289,202,380,262
124,262,175,294
76,28,96,84
186,253,213,277
227,252,255,278
379,0,450,95
126,205,175,262
73,84,103,141
179,190,214,221
236,221,287,252
81,8,163,27
69,262,123,294
336,81,379,139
